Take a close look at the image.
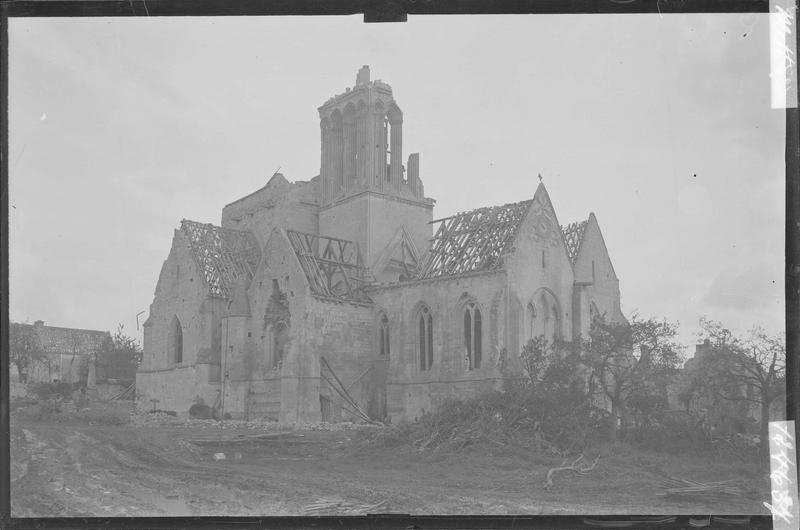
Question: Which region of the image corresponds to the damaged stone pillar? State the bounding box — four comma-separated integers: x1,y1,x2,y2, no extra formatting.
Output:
389,117,403,189
377,115,388,191
407,153,420,197
343,112,356,193
320,118,331,205
87,357,97,389
332,115,344,199
356,105,369,190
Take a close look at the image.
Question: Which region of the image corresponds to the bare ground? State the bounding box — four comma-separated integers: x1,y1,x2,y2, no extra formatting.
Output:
10,415,771,517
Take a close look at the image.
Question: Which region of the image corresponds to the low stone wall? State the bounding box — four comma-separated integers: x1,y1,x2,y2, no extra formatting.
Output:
388,374,504,423
136,364,220,416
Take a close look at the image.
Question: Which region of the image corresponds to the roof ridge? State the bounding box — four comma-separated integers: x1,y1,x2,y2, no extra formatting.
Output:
432,198,533,224
15,322,109,334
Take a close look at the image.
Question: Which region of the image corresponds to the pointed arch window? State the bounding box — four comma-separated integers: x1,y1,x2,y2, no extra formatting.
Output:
589,301,600,323
464,302,482,369
418,306,433,371
527,301,536,341
552,304,561,346
541,293,551,344
272,322,289,370
378,312,390,357
531,290,562,350
169,316,183,364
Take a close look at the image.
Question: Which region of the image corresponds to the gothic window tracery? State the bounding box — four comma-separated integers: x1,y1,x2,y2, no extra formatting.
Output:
463,302,483,369
418,306,433,371
378,312,390,357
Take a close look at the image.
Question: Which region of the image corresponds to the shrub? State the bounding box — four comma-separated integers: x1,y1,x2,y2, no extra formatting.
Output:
189,403,215,419
29,381,78,400
367,373,601,453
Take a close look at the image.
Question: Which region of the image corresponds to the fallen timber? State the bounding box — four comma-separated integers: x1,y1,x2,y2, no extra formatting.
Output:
187,431,314,446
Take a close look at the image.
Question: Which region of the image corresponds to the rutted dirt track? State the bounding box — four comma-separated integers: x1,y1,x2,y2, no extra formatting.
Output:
10,418,770,517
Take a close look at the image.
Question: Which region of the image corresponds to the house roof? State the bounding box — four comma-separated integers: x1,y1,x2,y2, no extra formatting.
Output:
180,219,262,299
285,230,373,304
20,322,110,356
418,199,533,279
561,219,588,266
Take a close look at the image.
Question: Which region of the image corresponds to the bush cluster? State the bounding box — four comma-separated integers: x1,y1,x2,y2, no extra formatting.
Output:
28,381,80,400
368,353,605,453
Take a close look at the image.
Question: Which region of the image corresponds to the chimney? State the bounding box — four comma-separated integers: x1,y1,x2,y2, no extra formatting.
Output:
356,65,370,86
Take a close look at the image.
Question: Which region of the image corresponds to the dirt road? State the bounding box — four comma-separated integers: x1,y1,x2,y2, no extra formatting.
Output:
10,417,770,517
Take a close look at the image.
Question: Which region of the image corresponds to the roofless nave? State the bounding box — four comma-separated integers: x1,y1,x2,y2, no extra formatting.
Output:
136,66,624,423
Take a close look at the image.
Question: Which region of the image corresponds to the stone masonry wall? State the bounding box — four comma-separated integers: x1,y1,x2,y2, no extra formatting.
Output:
136,364,220,415
221,176,319,247
573,213,625,335
369,271,509,423
505,192,576,350
137,229,226,413
319,191,433,269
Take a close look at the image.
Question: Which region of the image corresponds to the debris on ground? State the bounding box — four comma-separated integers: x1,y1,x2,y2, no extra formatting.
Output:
304,498,389,516
657,477,751,501
130,409,383,432
543,453,600,490
188,432,308,446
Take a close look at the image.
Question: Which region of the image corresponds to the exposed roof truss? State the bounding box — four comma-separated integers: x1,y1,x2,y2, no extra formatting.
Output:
418,199,532,279
562,220,588,266
286,230,374,303
181,219,261,298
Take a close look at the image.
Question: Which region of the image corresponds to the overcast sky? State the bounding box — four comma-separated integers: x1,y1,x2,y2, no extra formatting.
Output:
9,14,785,354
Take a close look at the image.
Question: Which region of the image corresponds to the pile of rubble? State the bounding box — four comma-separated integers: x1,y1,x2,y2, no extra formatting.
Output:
130,410,384,432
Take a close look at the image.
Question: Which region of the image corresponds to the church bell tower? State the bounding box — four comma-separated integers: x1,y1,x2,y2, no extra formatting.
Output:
317,66,434,274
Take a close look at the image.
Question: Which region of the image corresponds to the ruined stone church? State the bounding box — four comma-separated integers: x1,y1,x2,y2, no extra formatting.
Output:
136,66,625,423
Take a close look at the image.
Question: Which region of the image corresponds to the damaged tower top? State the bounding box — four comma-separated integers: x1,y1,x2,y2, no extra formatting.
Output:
317,66,427,207
356,65,370,85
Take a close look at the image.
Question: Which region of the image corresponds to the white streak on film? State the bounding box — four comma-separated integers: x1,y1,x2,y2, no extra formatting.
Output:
763,421,799,530
770,0,797,109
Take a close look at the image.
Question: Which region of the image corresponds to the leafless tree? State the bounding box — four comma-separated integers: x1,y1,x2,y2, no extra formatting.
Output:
583,314,683,442
9,322,45,383
697,318,785,458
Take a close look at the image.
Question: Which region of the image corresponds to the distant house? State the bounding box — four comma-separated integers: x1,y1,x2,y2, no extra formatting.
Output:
11,320,110,384
667,339,785,435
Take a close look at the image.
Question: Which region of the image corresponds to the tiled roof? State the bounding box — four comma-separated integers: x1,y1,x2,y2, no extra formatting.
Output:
418,199,532,279
561,220,588,266
181,220,261,298
20,323,110,356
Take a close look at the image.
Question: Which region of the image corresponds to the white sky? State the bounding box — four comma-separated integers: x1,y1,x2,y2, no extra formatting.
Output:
8,14,785,353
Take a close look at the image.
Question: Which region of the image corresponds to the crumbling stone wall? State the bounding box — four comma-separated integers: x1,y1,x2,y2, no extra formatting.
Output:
221,174,319,247
306,297,375,422
137,229,226,414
